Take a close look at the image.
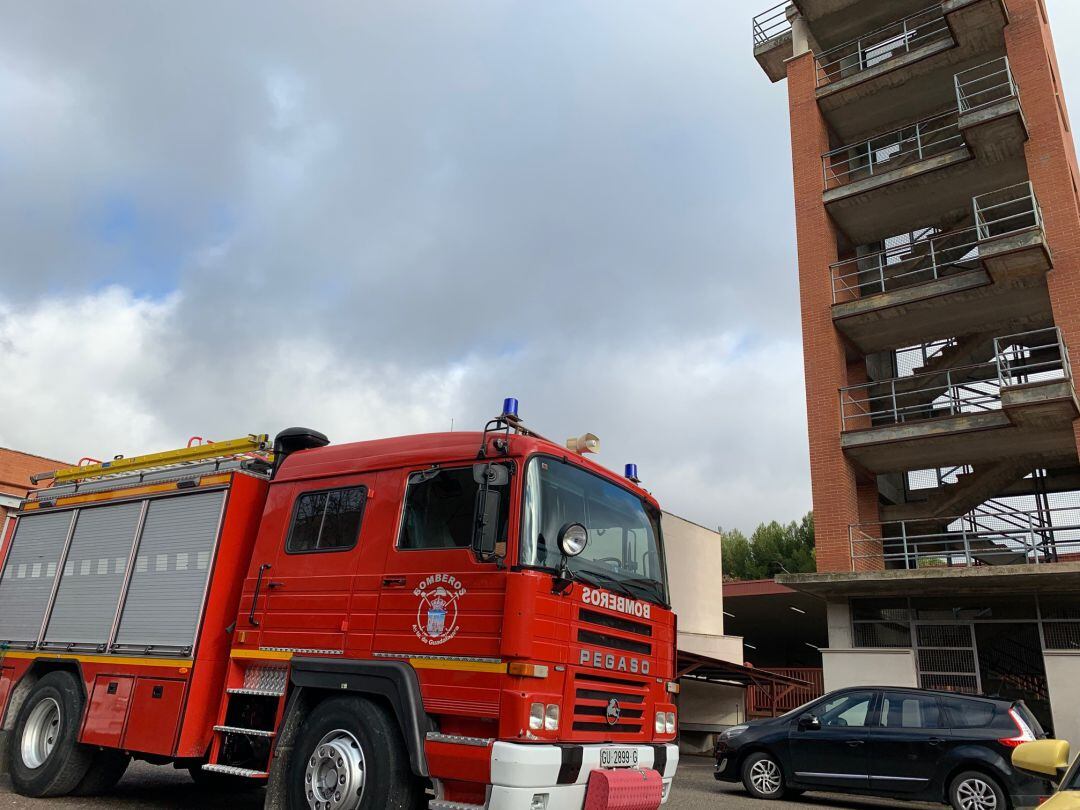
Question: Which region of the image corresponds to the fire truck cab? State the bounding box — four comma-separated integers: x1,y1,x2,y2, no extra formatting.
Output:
0,403,679,810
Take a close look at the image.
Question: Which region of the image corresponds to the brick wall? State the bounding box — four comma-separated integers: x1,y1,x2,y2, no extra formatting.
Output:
1004,0,1080,458
785,51,879,573
0,447,68,524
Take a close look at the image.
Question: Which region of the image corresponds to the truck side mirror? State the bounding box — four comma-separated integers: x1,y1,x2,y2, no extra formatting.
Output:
798,714,821,732
473,488,501,559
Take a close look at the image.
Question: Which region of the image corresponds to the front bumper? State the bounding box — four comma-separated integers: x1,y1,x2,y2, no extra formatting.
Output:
483,742,679,810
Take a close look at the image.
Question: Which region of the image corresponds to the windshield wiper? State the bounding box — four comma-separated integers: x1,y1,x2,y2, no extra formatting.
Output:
575,568,648,602
620,576,668,605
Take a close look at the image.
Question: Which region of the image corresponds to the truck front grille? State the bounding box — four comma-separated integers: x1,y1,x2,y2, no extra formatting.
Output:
572,672,648,735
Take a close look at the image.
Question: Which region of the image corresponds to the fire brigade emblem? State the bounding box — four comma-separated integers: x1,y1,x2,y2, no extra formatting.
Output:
412,575,466,646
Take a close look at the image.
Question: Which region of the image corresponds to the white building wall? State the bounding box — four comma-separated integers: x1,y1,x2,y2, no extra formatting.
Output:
661,512,746,752
821,600,918,691
662,512,728,640
1044,652,1080,743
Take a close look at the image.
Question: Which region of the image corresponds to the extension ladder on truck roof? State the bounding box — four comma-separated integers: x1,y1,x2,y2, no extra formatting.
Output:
0,435,272,659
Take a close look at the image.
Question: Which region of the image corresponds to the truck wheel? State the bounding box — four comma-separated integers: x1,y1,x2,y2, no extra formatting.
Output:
72,749,131,795
287,696,421,810
7,671,94,797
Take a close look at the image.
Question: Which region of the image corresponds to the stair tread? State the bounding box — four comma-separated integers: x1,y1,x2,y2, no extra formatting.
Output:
214,724,276,738
227,687,285,697
201,764,269,779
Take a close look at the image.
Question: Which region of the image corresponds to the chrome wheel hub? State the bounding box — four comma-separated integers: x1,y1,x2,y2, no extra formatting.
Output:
957,777,998,810
749,758,782,795
304,729,366,810
21,697,61,770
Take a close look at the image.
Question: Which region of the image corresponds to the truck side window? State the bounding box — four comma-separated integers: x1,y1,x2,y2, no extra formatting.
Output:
286,486,366,553
398,467,508,551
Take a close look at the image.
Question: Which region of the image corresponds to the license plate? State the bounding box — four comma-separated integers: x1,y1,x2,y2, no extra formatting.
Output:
600,748,638,769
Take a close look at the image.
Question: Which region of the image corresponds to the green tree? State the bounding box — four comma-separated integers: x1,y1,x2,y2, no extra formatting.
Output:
721,512,815,580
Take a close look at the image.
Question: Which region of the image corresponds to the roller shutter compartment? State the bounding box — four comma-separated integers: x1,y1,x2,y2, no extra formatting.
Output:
44,501,142,647
0,511,75,645
114,490,226,651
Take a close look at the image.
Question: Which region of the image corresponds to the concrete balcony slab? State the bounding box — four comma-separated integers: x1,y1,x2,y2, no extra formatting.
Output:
799,0,940,51
959,97,1028,163
778,562,1080,599
833,230,1053,354
825,149,1029,246
841,378,1079,474
815,0,1008,140
755,31,794,83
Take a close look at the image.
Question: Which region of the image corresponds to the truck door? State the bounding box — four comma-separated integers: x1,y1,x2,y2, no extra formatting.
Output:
249,475,375,655
372,464,511,666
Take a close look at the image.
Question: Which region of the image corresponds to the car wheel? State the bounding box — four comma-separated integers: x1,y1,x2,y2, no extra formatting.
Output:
7,671,94,797
286,696,422,810
741,751,787,800
950,770,1007,810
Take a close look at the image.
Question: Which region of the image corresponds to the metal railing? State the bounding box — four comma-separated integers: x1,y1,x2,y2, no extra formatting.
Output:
823,110,964,190
747,668,824,717
956,56,1019,114
830,182,1043,303
815,4,951,88
839,327,1071,430
850,504,1080,570
753,2,792,48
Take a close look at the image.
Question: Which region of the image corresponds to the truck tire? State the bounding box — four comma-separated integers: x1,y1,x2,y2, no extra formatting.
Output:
287,696,422,810
72,749,131,795
7,671,94,797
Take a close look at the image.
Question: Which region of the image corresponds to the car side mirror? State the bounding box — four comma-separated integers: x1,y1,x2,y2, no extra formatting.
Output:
798,714,821,732
1012,740,1070,784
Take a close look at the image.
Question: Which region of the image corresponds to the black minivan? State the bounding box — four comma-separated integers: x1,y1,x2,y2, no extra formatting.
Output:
715,686,1053,809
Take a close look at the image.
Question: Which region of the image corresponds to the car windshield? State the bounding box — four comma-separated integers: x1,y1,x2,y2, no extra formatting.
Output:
520,456,669,606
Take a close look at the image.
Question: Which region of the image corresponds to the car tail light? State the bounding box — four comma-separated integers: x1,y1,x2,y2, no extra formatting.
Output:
998,707,1037,748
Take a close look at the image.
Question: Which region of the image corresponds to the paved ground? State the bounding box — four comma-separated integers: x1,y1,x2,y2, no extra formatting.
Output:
0,755,941,809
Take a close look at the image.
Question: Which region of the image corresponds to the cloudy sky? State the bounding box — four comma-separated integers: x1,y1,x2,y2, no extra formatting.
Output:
1,1,1078,533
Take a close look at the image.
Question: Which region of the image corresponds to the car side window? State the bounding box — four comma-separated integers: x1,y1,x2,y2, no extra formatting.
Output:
398,466,509,551
286,486,366,553
940,696,995,729
880,692,941,729
818,691,875,728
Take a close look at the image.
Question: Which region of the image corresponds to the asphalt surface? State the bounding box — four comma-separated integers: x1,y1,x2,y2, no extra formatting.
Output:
0,755,942,809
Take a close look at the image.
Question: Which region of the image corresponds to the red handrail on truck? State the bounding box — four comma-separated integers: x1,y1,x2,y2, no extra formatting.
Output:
0,404,679,810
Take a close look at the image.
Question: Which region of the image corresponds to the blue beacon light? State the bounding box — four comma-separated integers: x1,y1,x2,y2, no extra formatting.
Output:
502,397,519,419
625,464,640,483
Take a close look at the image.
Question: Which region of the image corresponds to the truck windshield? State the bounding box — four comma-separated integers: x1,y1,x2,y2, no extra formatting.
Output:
520,456,668,607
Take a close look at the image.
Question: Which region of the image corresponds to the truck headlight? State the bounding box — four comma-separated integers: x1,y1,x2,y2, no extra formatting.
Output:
655,711,665,733
545,704,560,731
530,702,545,730
665,711,676,734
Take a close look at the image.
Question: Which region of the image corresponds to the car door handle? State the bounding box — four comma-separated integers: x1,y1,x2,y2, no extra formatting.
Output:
382,576,407,588
846,740,865,747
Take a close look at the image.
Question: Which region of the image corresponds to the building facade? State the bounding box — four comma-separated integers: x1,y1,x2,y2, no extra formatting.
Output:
0,448,67,526
753,0,1080,741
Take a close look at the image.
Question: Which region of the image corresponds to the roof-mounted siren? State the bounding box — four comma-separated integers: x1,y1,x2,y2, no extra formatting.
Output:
625,463,641,484
501,397,520,424
271,426,330,478
566,433,600,455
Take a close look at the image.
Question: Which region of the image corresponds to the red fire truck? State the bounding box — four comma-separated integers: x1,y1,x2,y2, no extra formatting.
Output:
0,401,678,810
